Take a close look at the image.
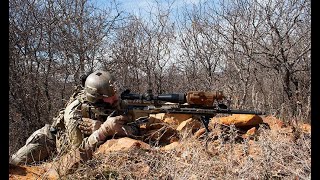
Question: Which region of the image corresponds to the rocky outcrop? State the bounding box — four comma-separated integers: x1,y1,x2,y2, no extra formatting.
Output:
213,114,263,127
94,137,151,155
242,127,257,138
9,163,58,180
262,116,285,129
176,118,202,133
9,114,311,180
160,141,180,151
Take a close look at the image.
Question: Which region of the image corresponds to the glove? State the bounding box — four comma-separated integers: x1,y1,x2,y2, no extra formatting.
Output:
78,118,102,135
87,115,137,145
97,115,129,138
79,115,139,158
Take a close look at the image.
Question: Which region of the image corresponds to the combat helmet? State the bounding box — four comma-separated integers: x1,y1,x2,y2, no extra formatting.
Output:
84,70,116,103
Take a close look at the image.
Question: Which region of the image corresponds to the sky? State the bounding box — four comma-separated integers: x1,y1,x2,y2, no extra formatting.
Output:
95,0,203,18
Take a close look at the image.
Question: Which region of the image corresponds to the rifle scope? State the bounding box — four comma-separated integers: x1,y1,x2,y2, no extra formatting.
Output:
120,89,186,104
120,89,226,107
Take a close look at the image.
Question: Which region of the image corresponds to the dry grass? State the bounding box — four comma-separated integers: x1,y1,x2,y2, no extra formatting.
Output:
62,120,311,180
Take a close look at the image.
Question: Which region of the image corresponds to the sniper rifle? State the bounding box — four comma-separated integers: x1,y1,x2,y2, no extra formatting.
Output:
120,89,265,134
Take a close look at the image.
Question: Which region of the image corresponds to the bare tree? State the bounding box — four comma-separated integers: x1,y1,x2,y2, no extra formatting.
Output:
9,0,122,155
107,0,176,94
176,0,310,118
9,0,311,157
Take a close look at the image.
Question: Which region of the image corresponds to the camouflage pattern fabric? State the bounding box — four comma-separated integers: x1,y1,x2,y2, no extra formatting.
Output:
9,89,86,165
10,124,56,165
9,88,140,165
78,115,139,160
63,98,85,149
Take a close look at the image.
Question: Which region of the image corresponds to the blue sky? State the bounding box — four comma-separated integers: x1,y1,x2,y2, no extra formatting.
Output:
95,0,202,18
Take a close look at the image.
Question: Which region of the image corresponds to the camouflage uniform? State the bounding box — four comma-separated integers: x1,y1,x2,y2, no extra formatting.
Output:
10,124,56,165
10,87,84,165
10,70,138,165
10,87,136,165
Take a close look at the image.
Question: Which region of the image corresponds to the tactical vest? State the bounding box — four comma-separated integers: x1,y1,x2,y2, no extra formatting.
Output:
51,89,121,133
52,91,117,154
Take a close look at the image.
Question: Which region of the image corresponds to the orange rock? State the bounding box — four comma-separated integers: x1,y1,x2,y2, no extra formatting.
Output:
246,127,257,136
176,118,202,132
143,116,165,130
300,123,311,133
143,113,193,130
9,163,58,180
193,128,206,138
160,141,180,151
94,137,151,155
149,113,166,120
242,127,257,138
217,114,263,127
163,114,193,125
143,127,178,145
263,116,285,129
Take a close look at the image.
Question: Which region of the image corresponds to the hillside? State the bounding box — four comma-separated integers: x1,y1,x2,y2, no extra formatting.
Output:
9,114,311,179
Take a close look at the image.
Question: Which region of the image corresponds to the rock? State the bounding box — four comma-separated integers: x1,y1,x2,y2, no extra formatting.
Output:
193,128,206,138
160,141,180,151
216,114,263,127
149,113,166,120
9,163,58,180
94,137,151,155
263,116,285,129
246,127,257,136
142,113,193,130
163,114,193,125
142,116,165,130
176,118,202,132
242,127,257,139
300,123,311,133
142,127,178,145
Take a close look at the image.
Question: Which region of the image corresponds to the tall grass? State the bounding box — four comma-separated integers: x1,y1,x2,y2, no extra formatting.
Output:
64,120,311,179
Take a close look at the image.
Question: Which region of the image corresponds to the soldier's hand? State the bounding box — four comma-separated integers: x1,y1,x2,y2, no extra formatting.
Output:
84,115,138,149
78,118,102,135
99,115,134,136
